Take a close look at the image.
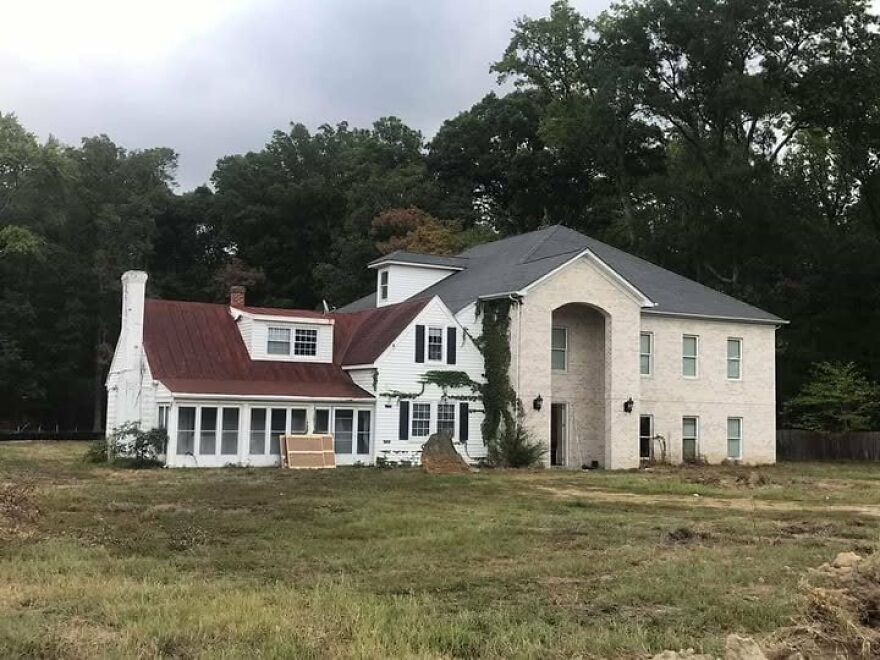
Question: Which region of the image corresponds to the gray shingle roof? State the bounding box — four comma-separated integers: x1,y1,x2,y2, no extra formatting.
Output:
368,251,469,269
339,226,785,324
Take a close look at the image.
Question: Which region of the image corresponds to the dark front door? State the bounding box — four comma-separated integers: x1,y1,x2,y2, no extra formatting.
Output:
550,403,566,466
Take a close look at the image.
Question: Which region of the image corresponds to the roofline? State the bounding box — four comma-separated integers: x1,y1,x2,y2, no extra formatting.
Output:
169,392,375,402
230,308,335,325
519,249,656,308
641,309,789,326
367,260,465,272
341,364,375,370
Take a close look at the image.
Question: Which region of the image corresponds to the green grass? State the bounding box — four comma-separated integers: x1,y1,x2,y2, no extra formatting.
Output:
1,443,878,658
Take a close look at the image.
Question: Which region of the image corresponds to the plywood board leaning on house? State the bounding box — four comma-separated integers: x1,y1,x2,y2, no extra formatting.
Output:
280,434,336,469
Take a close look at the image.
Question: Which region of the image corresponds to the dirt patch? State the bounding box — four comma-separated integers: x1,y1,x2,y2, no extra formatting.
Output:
421,431,470,475
0,482,38,538
667,526,711,544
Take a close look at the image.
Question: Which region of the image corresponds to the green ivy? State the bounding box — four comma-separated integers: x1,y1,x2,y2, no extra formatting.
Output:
475,298,517,451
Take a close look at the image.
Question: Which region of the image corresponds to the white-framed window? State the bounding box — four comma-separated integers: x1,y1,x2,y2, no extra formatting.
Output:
249,408,266,455
313,408,330,434
177,406,196,455
294,328,318,356
380,270,389,300
727,338,742,380
551,327,568,371
289,408,308,434
267,327,291,355
639,414,653,460
412,403,431,437
357,410,371,454
682,335,699,377
220,408,239,456
640,332,653,376
682,416,699,461
437,403,456,438
727,417,743,459
158,405,170,429
199,407,218,455
427,327,444,361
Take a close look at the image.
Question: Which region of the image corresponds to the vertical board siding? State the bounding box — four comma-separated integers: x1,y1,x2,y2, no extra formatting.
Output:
777,429,880,461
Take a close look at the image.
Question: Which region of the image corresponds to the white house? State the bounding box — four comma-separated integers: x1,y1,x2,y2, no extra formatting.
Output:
107,225,786,468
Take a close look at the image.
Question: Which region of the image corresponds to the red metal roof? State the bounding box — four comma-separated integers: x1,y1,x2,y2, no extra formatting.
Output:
142,296,430,398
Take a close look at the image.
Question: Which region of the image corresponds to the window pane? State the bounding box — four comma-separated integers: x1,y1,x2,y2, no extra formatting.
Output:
727,417,741,439
334,409,354,453
640,354,651,375
437,403,455,437
683,438,697,461
727,438,741,458
177,406,196,455
294,329,317,356
356,410,371,454
270,409,285,455
427,327,443,361
683,356,697,377
552,327,567,350
727,359,741,379
199,407,217,455
683,336,697,357
249,408,266,454
290,409,307,434
221,408,239,455
267,327,290,355
551,348,566,371
682,417,697,438
412,403,431,437
313,409,330,434
639,415,652,459
640,333,651,354
727,339,741,359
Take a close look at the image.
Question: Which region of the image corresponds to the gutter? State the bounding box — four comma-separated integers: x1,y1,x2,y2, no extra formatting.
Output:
641,309,789,326
169,392,375,402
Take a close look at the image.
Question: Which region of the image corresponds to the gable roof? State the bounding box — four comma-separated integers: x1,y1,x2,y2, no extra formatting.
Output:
368,251,469,270
143,297,429,397
340,225,784,324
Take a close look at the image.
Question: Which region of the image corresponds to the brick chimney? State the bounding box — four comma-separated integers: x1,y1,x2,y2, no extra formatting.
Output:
229,285,246,308
229,285,246,307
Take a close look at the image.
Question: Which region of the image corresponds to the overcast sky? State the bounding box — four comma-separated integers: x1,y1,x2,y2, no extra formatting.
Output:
1,0,607,190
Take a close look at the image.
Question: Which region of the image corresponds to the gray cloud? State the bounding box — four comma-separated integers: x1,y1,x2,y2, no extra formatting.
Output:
1,0,608,190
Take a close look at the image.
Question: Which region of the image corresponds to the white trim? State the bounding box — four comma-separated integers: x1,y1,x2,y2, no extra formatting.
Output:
682,415,700,460
551,326,568,372
682,334,699,379
727,416,743,460
639,331,653,377
342,363,376,371
426,325,444,362
230,308,335,325
368,260,464,272
642,309,787,326
170,392,374,402
727,337,743,381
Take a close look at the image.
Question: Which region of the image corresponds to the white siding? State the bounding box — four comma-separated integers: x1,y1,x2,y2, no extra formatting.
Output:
247,319,334,363
373,297,486,463
347,368,377,394
376,264,457,307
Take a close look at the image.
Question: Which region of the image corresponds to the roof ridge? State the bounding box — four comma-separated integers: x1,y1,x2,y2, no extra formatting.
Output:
520,225,567,264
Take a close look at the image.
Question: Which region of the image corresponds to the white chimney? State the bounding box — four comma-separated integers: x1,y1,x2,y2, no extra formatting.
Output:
121,270,148,353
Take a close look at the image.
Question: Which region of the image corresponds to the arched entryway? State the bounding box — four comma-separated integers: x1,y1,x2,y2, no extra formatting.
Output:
549,302,608,467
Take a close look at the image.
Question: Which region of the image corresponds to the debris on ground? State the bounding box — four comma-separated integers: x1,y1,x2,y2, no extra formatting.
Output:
650,634,766,659
0,481,38,537
420,430,470,475
667,526,711,544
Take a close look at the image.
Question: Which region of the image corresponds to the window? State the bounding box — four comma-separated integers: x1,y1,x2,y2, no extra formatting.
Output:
682,416,699,461
313,409,330,434
221,408,239,455
682,335,699,377
249,408,266,455
177,406,196,455
727,338,742,380
158,405,170,429
412,403,431,437
334,409,354,453
639,415,653,460
437,403,455,438
294,328,318,356
267,327,290,355
640,332,653,376
380,270,389,300
727,417,742,459
269,409,285,455
289,408,307,434
551,327,568,371
357,410,371,454
427,327,443,361
199,407,217,455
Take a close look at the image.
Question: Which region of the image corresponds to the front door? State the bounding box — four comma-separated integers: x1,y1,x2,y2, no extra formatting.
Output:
550,403,567,466
333,408,372,465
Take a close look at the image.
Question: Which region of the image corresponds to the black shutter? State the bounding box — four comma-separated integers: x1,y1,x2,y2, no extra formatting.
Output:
447,327,457,364
399,401,410,440
459,402,469,442
415,325,425,363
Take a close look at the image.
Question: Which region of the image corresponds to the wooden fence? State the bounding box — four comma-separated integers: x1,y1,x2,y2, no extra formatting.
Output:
777,429,880,461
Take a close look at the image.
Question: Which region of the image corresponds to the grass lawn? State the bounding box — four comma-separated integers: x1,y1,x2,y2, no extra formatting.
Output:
1,442,878,658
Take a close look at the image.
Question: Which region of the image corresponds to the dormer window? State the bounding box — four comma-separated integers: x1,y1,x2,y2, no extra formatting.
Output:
267,327,291,355
380,270,389,300
427,326,443,361
294,328,318,356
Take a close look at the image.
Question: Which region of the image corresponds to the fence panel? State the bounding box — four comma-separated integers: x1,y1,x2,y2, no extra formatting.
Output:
777,429,880,461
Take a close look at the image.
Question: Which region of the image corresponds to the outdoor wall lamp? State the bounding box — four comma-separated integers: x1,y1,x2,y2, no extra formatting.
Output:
623,397,634,413
533,394,543,411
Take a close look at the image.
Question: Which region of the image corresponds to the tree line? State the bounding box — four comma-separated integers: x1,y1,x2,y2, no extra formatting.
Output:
2,0,880,431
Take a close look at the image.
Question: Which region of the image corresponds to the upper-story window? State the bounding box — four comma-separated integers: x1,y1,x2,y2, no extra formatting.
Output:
267,327,291,355
551,327,568,371
294,328,318,356
682,335,699,377
379,270,389,300
727,338,742,380
640,332,653,376
427,327,444,361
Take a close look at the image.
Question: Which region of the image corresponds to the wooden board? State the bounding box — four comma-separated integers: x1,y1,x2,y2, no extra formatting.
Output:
280,434,335,469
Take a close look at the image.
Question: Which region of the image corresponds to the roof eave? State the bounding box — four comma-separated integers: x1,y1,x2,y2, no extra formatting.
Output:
641,309,788,326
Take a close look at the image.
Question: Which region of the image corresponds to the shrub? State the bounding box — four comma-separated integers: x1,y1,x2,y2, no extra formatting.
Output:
785,361,880,432
487,408,546,468
107,423,167,468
